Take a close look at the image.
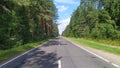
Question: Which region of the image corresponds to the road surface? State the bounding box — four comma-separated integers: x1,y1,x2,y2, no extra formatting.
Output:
0,37,118,68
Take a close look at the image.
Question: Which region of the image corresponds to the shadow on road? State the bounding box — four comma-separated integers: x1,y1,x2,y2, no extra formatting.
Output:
0,39,62,68
42,39,67,47
42,40,59,47
15,40,62,68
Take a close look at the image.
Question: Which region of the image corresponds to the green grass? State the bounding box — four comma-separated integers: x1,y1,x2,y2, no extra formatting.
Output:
85,38,120,46
65,37,120,55
0,40,46,62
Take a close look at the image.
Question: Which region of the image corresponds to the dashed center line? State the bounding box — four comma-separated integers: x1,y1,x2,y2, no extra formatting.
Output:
58,60,61,68
59,38,60,46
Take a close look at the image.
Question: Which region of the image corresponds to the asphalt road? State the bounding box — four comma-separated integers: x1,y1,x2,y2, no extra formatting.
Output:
0,37,117,68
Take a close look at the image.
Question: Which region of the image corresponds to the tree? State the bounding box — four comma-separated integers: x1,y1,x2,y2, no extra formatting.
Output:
0,0,58,50
63,0,120,41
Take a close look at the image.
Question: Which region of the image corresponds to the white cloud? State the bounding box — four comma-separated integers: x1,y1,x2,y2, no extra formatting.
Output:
55,0,79,4
57,5,68,12
58,18,70,35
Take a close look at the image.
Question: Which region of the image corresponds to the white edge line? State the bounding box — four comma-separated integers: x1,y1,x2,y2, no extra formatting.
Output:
72,42,119,68
64,38,119,68
0,41,48,68
112,63,120,68
58,60,61,68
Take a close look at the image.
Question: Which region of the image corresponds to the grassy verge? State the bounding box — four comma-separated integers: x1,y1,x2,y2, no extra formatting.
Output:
0,40,46,62
85,38,120,46
65,37,120,55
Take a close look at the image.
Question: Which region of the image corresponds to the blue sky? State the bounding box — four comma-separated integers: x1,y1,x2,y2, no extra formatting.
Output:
54,0,80,35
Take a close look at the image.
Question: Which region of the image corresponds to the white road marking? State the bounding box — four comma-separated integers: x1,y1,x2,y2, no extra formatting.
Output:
59,38,60,46
58,60,61,68
0,41,48,68
65,38,119,68
112,63,120,68
58,38,61,68
76,44,109,62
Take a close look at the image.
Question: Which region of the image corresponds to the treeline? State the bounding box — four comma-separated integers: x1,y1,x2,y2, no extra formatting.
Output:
63,0,120,41
0,0,58,50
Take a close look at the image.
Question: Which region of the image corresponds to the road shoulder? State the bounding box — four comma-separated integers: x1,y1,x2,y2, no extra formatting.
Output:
64,37,120,67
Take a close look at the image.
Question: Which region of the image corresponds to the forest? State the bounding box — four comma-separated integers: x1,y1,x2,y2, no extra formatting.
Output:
63,0,120,42
0,0,58,50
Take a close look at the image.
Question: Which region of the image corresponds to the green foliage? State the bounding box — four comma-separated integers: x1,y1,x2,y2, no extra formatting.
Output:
101,0,120,27
63,0,120,42
0,0,58,50
51,23,59,37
